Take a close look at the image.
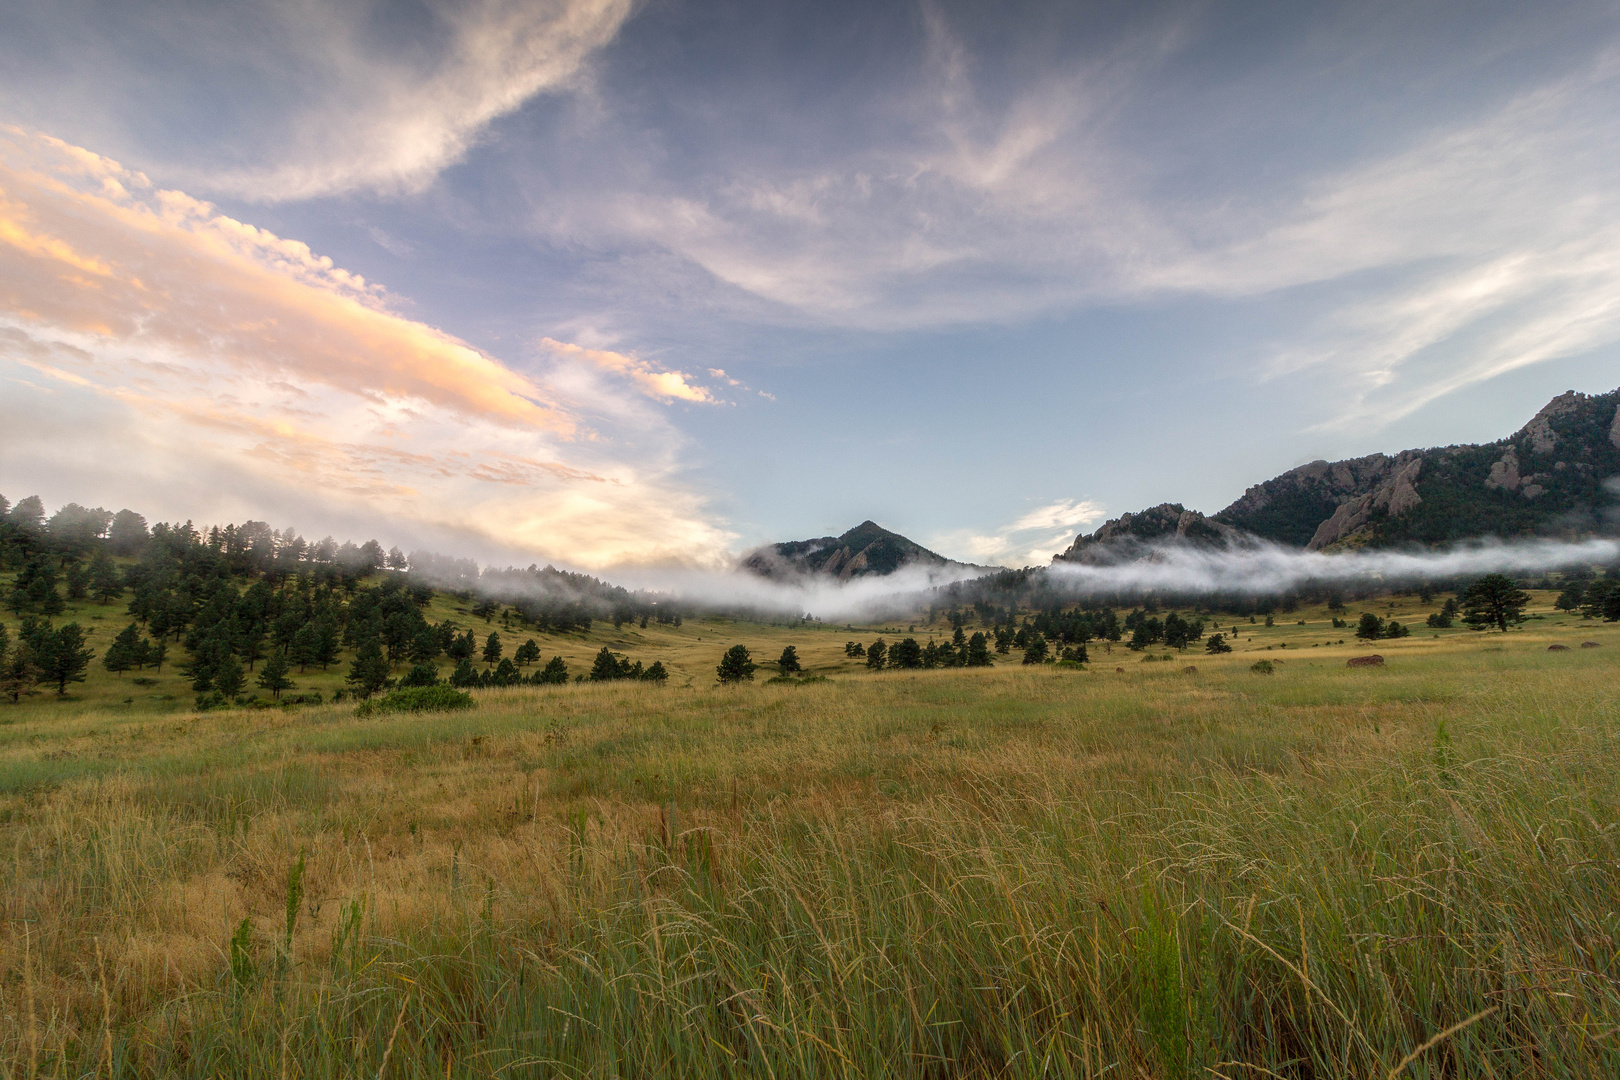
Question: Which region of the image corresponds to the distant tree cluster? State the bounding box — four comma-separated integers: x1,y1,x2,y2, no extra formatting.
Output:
858,630,994,670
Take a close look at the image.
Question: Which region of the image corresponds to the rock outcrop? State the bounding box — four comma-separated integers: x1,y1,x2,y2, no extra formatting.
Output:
1053,504,1252,565
1210,386,1620,549
1067,387,1620,557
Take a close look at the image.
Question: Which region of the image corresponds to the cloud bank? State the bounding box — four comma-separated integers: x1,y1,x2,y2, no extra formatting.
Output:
0,127,730,568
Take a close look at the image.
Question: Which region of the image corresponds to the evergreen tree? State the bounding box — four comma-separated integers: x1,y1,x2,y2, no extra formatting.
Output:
314,623,340,670
952,626,967,648
37,623,94,696
290,622,319,672
148,637,167,672
1555,580,1585,612
1021,632,1049,665
1,638,40,703
257,650,295,699
888,638,923,669
866,639,887,669
448,629,477,661
212,653,246,699
965,631,993,667
716,644,756,683
409,626,441,665
843,641,865,658
590,647,625,681
103,623,144,676
346,640,391,699
536,656,569,685
65,562,90,601
449,658,480,688
482,632,503,667
1462,574,1530,632
514,639,541,666
777,645,801,675
399,663,439,687
1356,613,1385,640
1205,633,1233,654
107,509,149,556
642,660,668,683
493,658,521,686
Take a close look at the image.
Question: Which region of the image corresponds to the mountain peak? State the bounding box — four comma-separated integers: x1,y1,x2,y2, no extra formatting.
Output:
742,521,979,581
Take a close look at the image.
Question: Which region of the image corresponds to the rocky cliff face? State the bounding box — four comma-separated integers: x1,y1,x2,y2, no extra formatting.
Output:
1053,387,1620,561
742,520,980,581
1053,503,1251,564
1211,388,1620,549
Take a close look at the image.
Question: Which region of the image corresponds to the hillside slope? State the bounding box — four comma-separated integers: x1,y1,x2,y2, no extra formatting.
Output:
1214,388,1620,549
742,520,982,580
1057,387,1620,561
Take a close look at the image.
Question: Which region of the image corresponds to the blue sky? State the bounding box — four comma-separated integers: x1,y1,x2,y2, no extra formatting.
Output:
2,0,1619,568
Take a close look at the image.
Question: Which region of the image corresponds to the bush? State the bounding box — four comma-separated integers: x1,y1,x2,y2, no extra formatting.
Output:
1250,660,1275,675
362,685,475,716
398,663,440,687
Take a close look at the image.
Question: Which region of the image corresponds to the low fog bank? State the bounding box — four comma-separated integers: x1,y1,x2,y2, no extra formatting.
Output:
604,562,992,623
1043,537,1620,598
416,538,1619,623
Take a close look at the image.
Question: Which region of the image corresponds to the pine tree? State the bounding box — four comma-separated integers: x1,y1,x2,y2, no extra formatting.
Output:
1021,632,1049,665
103,623,144,676
37,623,94,695
1463,574,1530,632
1205,633,1233,654
482,632,502,667
866,639,887,669
0,628,40,704
1356,613,1385,640
346,640,391,699
716,644,756,683
449,658,480,688
642,660,668,683
537,656,569,685
777,645,801,675
213,653,246,699
888,638,923,669
257,650,295,699
590,647,625,681
314,623,340,670
290,622,318,672
514,639,541,666
89,547,123,603
965,631,993,667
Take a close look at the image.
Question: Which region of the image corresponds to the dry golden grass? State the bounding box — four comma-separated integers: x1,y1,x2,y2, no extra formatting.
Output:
0,597,1616,1076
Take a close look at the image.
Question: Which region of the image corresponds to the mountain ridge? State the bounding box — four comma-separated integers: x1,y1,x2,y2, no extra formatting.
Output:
1055,386,1620,563
741,520,989,582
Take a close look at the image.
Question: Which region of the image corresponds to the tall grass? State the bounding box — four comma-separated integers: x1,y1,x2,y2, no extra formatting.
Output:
0,644,1617,1076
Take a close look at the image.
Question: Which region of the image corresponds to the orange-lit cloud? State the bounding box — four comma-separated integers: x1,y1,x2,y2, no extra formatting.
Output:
538,337,720,403
0,127,734,568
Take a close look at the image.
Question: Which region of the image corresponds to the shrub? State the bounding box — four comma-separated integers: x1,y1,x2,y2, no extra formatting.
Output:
1250,660,1275,675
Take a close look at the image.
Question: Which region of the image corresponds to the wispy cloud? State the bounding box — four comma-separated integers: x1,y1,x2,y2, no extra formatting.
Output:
526,15,1620,427
932,498,1106,568
538,337,720,404
0,127,732,567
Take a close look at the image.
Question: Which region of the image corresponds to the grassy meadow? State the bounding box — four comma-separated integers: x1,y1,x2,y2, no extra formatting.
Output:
1,588,1618,1076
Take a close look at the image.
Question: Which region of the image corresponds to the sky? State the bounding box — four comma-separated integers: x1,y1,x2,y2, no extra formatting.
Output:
2,0,1619,571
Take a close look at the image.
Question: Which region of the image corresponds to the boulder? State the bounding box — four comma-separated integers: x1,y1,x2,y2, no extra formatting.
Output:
1182,665,1198,674
1582,641,1602,648
1547,644,1571,651
1347,655,1385,667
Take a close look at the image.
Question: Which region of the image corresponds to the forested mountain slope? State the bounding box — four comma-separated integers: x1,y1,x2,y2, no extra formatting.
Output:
1057,387,1620,561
